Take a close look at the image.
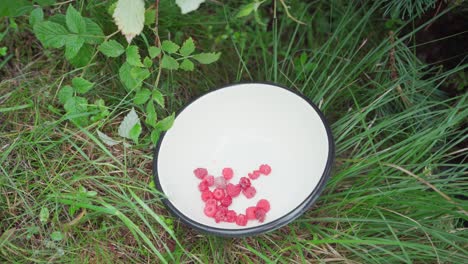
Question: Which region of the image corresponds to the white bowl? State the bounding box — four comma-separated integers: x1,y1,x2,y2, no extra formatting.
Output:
153,83,334,236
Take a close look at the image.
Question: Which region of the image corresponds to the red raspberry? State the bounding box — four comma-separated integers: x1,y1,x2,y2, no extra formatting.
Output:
242,186,256,199
214,207,227,223
259,164,271,175
204,204,217,217
226,210,237,223
248,171,261,180
198,181,208,192
226,183,241,197
201,190,213,202
205,198,217,207
203,175,214,186
222,167,234,180
256,199,270,212
220,195,232,207
193,168,208,179
212,188,225,200
239,177,251,190
214,176,227,189
246,206,257,220
236,214,247,226
255,208,267,222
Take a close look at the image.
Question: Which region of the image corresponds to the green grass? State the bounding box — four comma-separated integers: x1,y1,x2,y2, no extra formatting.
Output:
1,0,467,263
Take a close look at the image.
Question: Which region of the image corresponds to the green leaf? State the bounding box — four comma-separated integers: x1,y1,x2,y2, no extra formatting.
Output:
0,47,6,56
118,108,140,140
148,46,161,58
180,59,194,71
145,101,157,127
126,45,144,67
155,113,175,131
151,129,160,144
143,57,153,68
0,0,32,17
129,123,142,144
130,67,150,85
144,9,156,26
134,88,151,105
192,52,220,64
72,77,94,94
113,0,145,43
39,207,49,223
98,40,125,57
65,36,84,60
66,5,86,33
33,21,68,48
175,0,205,14
58,85,73,104
179,37,195,56
152,90,165,108
82,18,104,44
50,231,63,241
29,8,44,26
63,96,88,126
97,130,120,146
161,40,179,54
161,55,179,70
236,3,256,18
68,44,93,67
119,62,148,91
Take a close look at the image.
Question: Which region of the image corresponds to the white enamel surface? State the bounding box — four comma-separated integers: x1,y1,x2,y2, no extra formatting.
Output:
157,83,330,229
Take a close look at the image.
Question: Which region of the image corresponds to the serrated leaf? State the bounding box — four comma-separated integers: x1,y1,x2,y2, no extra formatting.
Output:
65,36,84,60
58,85,73,104
83,18,104,44
143,57,153,68
148,46,161,58
113,0,145,43
126,45,144,67
68,44,93,67
175,0,205,14
0,0,32,17
29,8,44,26
39,207,49,223
151,129,160,144
179,37,195,56
192,52,220,64
129,123,142,144
144,9,156,26
161,55,179,70
98,40,124,57
152,90,165,108
72,77,94,94
50,231,63,241
118,108,140,139
155,113,175,131
66,5,86,33
161,40,179,54
63,96,88,126
145,101,157,127
33,21,68,48
97,130,120,146
180,59,194,71
134,88,151,105
119,62,148,91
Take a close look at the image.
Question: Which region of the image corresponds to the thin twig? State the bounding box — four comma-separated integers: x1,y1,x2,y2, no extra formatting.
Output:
278,0,305,25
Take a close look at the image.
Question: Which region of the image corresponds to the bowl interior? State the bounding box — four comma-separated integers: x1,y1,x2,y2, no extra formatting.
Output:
155,83,331,232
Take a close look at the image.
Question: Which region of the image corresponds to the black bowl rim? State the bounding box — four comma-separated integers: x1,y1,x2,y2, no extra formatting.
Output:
153,82,335,237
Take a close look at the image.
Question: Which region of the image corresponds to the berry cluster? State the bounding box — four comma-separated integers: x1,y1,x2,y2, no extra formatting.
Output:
193,165,272,226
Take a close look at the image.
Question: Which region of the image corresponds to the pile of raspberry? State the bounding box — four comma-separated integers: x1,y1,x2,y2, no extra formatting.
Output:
193,164,272,226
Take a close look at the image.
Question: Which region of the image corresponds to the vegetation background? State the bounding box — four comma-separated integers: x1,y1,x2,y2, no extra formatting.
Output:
0,0,467,263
